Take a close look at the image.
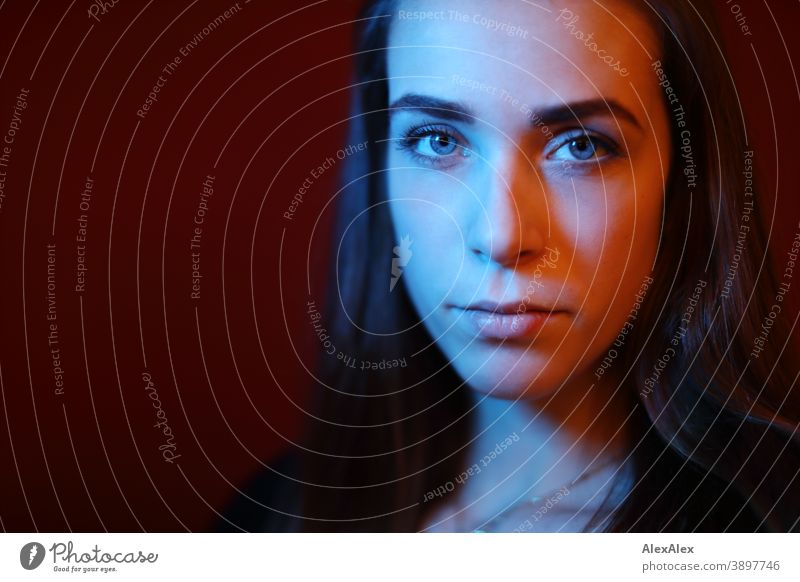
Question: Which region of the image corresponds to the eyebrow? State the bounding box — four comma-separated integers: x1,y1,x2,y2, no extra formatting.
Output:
389,93,476,122
388,93,641,129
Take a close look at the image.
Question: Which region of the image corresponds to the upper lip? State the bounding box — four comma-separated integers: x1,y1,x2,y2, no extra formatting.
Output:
458,300,563,314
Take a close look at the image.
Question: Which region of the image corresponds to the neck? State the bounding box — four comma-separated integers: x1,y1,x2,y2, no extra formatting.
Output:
468,368,632,494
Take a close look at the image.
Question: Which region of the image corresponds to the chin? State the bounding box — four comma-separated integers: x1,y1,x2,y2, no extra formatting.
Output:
448,350,564,401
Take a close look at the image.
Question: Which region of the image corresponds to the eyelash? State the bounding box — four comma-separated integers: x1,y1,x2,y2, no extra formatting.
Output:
395,121,623,170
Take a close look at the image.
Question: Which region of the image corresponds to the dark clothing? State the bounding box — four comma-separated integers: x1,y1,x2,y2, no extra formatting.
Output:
215,448,772,533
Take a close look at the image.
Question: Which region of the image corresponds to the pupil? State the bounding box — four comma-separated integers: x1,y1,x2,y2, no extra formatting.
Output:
431,134,454,154
571,138,596,159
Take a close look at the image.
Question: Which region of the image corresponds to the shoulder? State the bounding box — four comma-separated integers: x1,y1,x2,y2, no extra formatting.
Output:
214,449,303,532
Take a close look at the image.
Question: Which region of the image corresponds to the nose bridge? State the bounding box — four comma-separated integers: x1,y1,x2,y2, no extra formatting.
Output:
469,143,546,265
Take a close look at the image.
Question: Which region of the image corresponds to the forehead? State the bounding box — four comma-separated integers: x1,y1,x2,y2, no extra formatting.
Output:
387,0,660,109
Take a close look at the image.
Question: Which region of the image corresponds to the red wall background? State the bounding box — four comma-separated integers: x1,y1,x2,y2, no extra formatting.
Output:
0,0,797,531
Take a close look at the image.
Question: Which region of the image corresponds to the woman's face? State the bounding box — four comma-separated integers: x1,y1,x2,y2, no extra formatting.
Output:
385,0,671,399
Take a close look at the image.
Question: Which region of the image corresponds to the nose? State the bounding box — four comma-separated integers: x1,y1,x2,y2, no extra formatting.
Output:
467,146,548,268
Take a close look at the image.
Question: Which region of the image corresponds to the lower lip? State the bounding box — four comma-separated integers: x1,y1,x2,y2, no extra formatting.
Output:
457,308,559,340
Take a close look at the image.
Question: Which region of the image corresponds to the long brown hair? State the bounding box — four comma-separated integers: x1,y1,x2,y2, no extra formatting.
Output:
293,0,800,532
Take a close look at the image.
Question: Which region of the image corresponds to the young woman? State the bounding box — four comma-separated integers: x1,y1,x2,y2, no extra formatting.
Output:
220,0,800,532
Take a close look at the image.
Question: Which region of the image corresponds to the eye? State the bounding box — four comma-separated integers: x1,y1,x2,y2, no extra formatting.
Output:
548,130,617,162
398,123,470,167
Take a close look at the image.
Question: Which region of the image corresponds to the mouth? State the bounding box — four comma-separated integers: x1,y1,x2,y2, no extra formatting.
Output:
453,300,566,340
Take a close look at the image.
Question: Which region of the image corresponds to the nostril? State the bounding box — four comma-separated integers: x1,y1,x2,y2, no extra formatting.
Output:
471,247,489,262
471,245,537,267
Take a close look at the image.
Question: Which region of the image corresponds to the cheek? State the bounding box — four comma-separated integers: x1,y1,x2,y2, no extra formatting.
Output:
565,170,663,318
567,163,663,259
387,173,461,244
387,174,468,298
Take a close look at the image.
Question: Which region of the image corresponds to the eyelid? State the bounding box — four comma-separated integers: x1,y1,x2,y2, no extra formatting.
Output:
403,121,468,145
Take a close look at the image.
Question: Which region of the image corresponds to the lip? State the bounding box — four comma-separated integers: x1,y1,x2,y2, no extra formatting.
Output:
454,301,565,340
